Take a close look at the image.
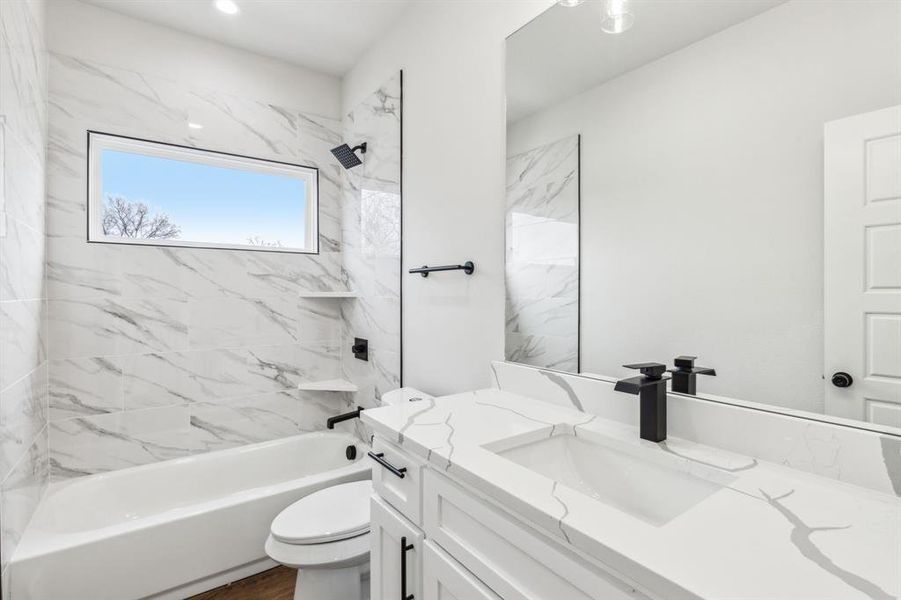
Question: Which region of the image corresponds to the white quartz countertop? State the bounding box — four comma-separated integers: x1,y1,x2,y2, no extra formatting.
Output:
362,389,901,600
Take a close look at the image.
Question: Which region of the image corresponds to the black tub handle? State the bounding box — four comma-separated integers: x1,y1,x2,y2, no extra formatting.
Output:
368,451,407,479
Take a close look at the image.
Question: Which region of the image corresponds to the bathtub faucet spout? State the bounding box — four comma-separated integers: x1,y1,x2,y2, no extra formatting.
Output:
327,406,364,429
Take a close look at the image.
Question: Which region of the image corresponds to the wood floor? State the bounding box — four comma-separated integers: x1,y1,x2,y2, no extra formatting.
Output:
188,567,296,600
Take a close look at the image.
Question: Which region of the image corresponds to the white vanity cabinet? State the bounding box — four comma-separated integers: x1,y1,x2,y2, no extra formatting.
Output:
369,439,650,600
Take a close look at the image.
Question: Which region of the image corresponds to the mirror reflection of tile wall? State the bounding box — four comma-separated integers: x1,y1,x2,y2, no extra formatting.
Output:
505,135,579,372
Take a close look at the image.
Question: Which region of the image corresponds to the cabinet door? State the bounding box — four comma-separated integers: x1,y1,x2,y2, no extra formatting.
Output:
422,540,501,600
371,495,424,600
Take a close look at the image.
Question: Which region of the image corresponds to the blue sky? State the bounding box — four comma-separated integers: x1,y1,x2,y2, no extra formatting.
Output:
101,149,309,247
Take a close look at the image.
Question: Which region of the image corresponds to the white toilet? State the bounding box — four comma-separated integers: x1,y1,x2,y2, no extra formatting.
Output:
265,479,372,600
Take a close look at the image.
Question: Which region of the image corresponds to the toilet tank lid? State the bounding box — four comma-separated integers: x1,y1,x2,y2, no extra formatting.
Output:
271,480,373,545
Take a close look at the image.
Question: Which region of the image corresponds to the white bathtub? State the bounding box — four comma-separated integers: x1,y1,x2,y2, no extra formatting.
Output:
9,431,370,600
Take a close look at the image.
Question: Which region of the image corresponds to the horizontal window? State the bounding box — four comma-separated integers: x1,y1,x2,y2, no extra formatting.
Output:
87,132,319,253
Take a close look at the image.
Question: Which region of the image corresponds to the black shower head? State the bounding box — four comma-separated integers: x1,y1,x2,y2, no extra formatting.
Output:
330,142,367,169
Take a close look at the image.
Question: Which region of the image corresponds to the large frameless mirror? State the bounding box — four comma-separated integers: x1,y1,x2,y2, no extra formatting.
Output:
505,0,901,434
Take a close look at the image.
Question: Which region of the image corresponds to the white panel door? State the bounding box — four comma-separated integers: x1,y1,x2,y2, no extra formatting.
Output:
422,541,501,600
371,495,423,600
824,105,901,426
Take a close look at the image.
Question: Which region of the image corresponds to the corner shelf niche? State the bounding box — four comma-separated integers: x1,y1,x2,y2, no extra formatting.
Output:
298,379,359,393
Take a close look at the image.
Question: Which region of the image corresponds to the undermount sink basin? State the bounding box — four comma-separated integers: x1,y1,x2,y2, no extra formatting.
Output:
493,433,731,526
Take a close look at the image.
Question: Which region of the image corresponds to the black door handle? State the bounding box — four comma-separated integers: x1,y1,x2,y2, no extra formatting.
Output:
368,451,407,478
831,372,853,388
400,536,414,600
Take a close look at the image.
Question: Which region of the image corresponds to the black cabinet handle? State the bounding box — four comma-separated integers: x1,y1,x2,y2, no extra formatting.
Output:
401,536,414,600
368,451,407,479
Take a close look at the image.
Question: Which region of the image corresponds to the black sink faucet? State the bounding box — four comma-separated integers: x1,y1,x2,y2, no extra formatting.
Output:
667,356,716,395
613,363,670,443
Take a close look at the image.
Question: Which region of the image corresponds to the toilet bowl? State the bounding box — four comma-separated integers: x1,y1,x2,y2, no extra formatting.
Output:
265,479,372,600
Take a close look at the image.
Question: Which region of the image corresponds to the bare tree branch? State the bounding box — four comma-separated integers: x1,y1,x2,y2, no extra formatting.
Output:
246,236,284,248
102,195,180,240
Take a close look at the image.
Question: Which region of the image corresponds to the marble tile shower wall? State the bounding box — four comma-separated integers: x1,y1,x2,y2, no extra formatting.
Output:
340,73,401,414
0,0,49,580
45,53,354,479
505,135,579,372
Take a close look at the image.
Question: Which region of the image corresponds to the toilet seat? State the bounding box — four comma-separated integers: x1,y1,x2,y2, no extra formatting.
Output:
271,480,372,545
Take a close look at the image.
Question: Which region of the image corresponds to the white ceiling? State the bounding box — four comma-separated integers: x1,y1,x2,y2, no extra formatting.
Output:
507,0,786,123
82,0,414,76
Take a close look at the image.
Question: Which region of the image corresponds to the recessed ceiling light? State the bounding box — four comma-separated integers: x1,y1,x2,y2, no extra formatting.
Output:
214,0,239,15
188,122,204,130
557,0,585,6
601,0,634,34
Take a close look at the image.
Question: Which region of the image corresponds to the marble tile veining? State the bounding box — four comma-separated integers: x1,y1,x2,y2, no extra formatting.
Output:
0,0,49,578
0,428,48,572
43,51,353,479
48,297,188,359
339,73,402,405
0,364,47,481
43,58,402,481
48,388,348,479
0,216,44,302
49,357,122,420
505,135,579,371
0,299,45,391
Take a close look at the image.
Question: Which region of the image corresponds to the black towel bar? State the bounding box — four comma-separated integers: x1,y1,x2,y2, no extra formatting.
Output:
409,261,475,277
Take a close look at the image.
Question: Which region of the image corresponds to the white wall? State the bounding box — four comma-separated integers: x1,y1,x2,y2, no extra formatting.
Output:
342,0,554,396
508,0,901,411
47,0,341,118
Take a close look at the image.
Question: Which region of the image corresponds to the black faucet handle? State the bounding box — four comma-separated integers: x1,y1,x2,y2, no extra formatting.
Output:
673,355,697,369
623,362,668,379
669,355,715,376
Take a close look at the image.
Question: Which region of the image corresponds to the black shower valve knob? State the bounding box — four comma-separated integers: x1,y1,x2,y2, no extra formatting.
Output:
352,337,368,361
